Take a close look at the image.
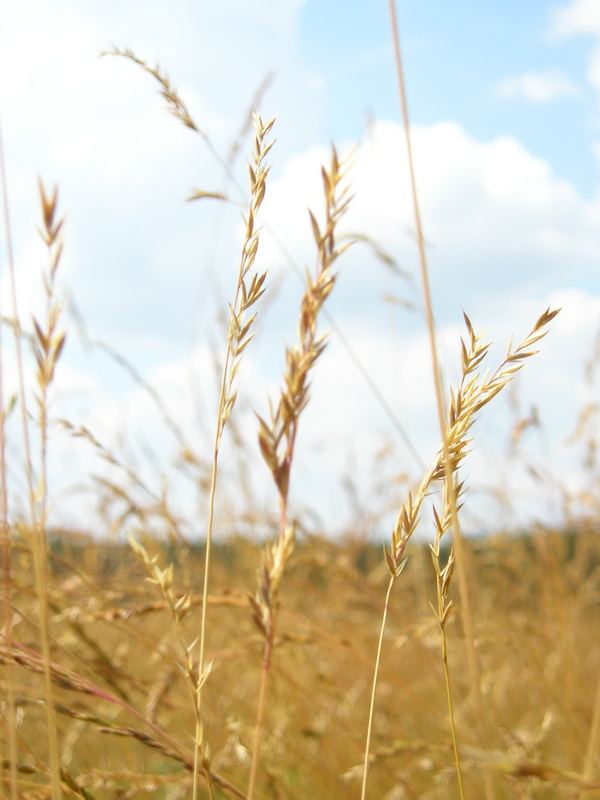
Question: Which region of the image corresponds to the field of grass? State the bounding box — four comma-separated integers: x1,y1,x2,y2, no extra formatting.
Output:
1,10,600,800
3,529,600,799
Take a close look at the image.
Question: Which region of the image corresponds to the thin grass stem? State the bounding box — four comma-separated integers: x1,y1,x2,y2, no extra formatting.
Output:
579,667,600,799
360,574,395,800
0,117,62,799
386,3,490,795
192,359,229,800
0,146,17,800
192,114,274,800
247,622,275,800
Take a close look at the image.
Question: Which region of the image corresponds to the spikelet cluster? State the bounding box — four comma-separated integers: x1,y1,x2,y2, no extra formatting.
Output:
33,182,66,422
219,114,274,439
252,148,352,640
386,307,560,576
257,148,352,504
103,47,199,132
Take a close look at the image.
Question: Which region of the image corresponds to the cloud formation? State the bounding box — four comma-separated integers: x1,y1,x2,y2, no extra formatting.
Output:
496,70,579,102
550,0,600,93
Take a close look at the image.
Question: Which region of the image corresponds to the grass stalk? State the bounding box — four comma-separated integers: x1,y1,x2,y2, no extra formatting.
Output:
248,146,353,798
360,574,395,800
439,614,464,798
0,115,62,799
246,618,275,799
430,488,465,799
32,180,67,799
579,667,600,799
386,2,490,794
360,308,558,796
0,212,16,800
191,113,274,800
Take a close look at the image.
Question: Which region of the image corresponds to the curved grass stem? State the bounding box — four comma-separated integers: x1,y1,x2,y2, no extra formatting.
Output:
360,575,395,800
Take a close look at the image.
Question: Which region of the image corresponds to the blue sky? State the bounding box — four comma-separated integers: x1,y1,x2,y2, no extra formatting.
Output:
300,1,595,192
1,0,600,537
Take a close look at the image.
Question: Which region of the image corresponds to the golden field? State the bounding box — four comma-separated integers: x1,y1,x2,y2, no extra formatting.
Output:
4,527,600,799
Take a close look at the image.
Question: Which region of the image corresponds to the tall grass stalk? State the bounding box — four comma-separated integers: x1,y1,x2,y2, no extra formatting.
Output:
386,2,491,795
0,113,17,800
192,113,274,800
32,180,66,800
248,147,353,799
360,575,395,800
1,113,62,798
99,53,274,792
360,308,558,798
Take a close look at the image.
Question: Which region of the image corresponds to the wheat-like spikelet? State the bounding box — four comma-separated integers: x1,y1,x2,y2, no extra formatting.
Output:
361,307,559,799
216,118,273,441
384,308,559,574
28,180,67,800
127,537,200,700
102,47,199,133
256,149,352,506
247,146,353,799
188,111,273,800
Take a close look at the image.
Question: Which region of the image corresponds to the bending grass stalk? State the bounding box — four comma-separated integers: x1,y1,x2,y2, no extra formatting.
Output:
386,2,490,795
248,147,353,799
360,308,559,798
192,114,274,800
360,575,395,800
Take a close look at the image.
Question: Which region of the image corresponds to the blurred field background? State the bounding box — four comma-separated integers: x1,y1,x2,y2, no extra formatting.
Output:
5,529,600,798
1,1,600,798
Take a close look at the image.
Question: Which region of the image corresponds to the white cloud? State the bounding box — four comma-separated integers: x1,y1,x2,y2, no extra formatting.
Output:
549,0,600,94
550,0,600,38
263,120,600,310
496,70,579,102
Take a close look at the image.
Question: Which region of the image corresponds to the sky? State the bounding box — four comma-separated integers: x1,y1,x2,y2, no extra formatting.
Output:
1,0,600,539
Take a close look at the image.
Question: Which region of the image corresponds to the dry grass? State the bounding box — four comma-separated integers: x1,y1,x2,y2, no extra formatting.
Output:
1,529,600,798
0,24,598,800
249,146,352,798
361,308,559,798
